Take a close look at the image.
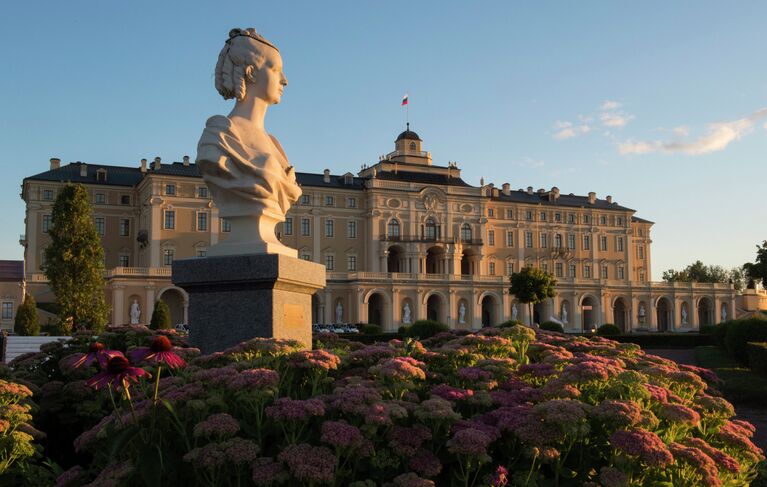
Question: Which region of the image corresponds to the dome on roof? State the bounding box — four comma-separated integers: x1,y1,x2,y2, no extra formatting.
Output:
396,124,421,142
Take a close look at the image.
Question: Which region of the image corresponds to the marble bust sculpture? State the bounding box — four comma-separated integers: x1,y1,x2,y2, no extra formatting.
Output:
197,28,301,257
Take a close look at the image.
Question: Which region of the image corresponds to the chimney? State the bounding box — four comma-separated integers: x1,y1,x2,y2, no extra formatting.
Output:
606,195,613,204
323,169,330,183
140,158,147,173
588,192,596,204
49,158,61,170
79,162,87,177
526,186,533,195
502,183,510,195
183,155,190,167
153,157,161,170
552,186,560,199
492,188,500,197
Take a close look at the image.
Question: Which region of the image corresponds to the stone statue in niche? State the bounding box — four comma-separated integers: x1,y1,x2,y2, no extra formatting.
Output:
681,306,688,325
402,302,411,324
129,299,141,324
335,302,343,324
197,28,301,257
458,302,466,324
561,304,568,324
721,306,727,322
638,304,646,324
511,304,518,321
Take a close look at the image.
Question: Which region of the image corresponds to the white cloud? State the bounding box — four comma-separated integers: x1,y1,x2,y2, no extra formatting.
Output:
553,120,591,140
513,157,545,169
601,100,621,110
673,125,690,137
618,107,767,156
763,121,767,131
600,111,634,128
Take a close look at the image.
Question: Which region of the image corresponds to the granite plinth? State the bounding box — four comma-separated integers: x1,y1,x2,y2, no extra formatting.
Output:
172,254,325,354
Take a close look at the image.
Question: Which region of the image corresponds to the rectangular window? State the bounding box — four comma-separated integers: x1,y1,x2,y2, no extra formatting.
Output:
567,213,575,224
554,212,562,222
346,197,357,208
164,210,175,230
506,209,513,219
197,248,207,258
506,261,514,275
540,233,548,248
43,189,53,201
569,264,576,278
301,194,311,205
542,263,549,273
197,212,208,231
600,236,607,251
42,214,52,233
283,217,293,236
325,219,334,237
584,264,591,278
301,252,311,261
488,230,495,246
525,210,533,221
119,219,130,237
584,214,591,224
567,234,575,249
118,255,130,267
325,195,334,207
617,216,624,226
640,270,646,283
347,220,357,238
525,232,533,248
600,215,607,225
120,195,130,205
618,266,625,279
301,218,310,236
616,237,624,252
489,262,496,275
1,302,12,320
95,217,105,236
197,187,208,198
506,231,514,247
601,265,609,279
555,262,563,277
488,208,494,217
583,235,591,250
222,218,231,232
325,255,334,270
95,193,106,204
347,255,357,271
638,245,644,259
539,211,547,221
165,184,176,196
163,249,174,266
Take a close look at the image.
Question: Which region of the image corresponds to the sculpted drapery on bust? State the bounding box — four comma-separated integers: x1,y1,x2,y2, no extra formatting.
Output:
197,28,301,257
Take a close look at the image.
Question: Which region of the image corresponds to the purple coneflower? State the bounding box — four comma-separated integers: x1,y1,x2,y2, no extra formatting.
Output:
73,342,122,369
86,354,149,392
129,335,185,369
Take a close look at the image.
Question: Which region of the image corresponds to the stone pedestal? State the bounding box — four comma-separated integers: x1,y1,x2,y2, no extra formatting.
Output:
172,254,325,354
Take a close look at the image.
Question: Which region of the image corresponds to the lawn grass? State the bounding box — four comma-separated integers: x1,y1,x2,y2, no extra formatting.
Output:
695,346,767,404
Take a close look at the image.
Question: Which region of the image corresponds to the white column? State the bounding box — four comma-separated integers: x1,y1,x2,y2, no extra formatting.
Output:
210,208,220,246
324,290,333,324
112,284,125,325
145,286,156,323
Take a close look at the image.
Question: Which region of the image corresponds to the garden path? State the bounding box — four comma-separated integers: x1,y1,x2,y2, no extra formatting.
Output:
647,348,767,452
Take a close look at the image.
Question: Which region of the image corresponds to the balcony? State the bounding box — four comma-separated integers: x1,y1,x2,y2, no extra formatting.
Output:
380,235,483,246
106,267,173,278
326,271,504,284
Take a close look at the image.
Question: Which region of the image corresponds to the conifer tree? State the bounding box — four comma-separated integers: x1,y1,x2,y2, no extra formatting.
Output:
43,184,109,332
14,294,39,336
150,300,172,330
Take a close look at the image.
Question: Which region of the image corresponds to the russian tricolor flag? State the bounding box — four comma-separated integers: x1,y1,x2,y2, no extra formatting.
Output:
401,94,409,106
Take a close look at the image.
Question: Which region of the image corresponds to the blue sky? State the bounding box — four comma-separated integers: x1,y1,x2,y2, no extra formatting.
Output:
1,1,765,278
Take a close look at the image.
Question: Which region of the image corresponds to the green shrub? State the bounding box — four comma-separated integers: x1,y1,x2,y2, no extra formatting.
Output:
14,294,39,336
699,324,716,335
747,342,767,376
597,324,621,336
711,321,731,347
360,323,382,335
397,325,410,335
403,320,449,339
498,319,524,328
612,333,712,348
724,316,767,364
150,300,172,330
539,321,564,333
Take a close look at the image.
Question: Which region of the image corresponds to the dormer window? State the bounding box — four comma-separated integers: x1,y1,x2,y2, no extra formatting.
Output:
96,168,107,182
344,174,353,185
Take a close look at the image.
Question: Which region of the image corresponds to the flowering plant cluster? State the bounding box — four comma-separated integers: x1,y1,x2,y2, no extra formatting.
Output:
4,325,765,486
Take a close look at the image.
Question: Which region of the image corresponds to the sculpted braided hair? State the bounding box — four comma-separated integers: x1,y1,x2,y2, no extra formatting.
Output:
214,28,278,101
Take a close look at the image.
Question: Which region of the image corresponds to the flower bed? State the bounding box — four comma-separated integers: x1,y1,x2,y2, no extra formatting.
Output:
2,325,765,486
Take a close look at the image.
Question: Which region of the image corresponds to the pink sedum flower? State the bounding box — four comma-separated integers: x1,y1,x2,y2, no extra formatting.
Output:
610,429,674,467
277,443,335,484
193,413,240,439
266,397,325,422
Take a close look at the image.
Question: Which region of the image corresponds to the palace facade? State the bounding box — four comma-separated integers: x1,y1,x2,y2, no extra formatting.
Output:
20,128,736,332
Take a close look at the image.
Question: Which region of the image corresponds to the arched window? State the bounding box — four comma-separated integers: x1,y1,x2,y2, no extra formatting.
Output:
461,223,472,242
409,141,416,150
387,219,400,239
424,218,437,240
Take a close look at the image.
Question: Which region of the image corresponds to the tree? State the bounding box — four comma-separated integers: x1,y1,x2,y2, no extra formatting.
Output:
14,294,39,336
509,266,557,326
662,260,741,289
743,240,767,288
150,300,172,330
43,184,109,332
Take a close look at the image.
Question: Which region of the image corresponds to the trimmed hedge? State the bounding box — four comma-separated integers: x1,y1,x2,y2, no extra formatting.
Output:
498,319,525,328
360,323,382,335
540,321,564,333
597,324,621,336
710,321,731,347
403,320,450,339
747,342,767,376
610,333,713,348
723,316,767,364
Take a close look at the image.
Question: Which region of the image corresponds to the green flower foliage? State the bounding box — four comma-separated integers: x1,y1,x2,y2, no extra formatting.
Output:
14,295,39,336
42,184,109,332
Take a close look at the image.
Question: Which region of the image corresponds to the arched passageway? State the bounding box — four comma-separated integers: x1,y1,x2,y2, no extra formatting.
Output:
581,296,597,331
312,293,323,324
425,246,445,274
613,298,628,332
387,245,405,273
159,288,185,325
481,295,498,327
426,294,444,323
698,298,713,326
657,297,671,332
368,293,385,327
460,249,478,276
